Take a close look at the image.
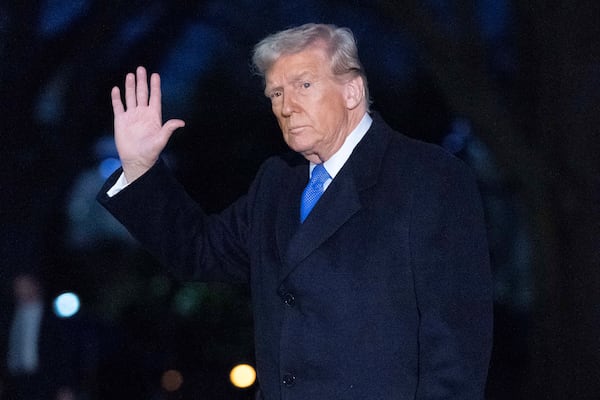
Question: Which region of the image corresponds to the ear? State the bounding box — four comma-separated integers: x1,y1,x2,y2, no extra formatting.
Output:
344,75,365,110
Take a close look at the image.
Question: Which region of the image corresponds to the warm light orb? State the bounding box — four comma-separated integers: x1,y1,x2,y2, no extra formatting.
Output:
229,364,256,388
161,369,183,392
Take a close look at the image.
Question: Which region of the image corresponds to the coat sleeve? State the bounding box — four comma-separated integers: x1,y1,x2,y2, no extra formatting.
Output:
410,155,493,400
96,158,254,283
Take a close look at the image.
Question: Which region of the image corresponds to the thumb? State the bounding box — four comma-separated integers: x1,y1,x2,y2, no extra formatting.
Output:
161,118,186,140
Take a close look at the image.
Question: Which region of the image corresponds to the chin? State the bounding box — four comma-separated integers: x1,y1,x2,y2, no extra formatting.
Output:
286,140,309,154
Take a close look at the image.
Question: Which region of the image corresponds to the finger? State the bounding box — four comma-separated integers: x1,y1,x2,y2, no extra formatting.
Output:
136,66,149,106
111,86,124,115
124,72,136,110
161,119,186,140
149,73,162,113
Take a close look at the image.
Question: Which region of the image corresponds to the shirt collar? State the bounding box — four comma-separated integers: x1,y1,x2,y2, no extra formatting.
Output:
309,113,373,178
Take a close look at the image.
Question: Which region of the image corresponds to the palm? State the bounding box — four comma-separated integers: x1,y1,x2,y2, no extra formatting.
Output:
114,103,164,163
111,66,185,182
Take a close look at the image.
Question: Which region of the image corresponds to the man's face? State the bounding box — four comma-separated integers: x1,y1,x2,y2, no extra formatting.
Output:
265,44,356,163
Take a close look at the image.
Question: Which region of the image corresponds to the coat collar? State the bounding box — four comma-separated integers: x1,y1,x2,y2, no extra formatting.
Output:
275,112,392,284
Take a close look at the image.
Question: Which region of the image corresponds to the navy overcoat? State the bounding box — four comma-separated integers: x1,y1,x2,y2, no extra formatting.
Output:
98,114,493,400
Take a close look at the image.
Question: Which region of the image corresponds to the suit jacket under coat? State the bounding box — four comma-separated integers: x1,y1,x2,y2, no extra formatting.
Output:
98,113,493,400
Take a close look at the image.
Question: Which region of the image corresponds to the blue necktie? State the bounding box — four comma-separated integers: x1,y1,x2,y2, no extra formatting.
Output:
300,163,330,222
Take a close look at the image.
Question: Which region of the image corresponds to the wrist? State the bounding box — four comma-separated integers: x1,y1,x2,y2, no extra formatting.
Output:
122,159,156,183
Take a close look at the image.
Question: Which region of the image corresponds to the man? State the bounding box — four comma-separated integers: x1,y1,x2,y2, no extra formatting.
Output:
0,274,76,400
98,23,492,399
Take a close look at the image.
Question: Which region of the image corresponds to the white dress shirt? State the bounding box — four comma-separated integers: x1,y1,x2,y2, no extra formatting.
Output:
311,112,372,190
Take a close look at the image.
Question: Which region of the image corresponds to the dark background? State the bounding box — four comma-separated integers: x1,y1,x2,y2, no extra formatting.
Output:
1,0,599,399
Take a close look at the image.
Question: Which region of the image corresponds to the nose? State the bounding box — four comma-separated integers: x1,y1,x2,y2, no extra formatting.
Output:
280,92,297,117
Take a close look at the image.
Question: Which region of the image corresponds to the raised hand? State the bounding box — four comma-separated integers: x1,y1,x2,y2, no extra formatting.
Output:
111,66,185,183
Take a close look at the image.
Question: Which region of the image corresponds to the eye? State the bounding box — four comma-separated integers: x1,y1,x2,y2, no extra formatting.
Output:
302,82,311,89
269,90,282,99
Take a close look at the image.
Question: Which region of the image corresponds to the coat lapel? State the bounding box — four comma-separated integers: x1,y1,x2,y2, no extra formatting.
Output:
276,113,392,284
283,170,362,273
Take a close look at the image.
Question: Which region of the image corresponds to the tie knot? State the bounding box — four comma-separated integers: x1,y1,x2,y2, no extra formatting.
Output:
310,163,330,185
299,163,330,223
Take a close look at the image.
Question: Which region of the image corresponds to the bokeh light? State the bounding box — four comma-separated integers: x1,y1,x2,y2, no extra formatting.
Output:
53,292,80,318
161,369,184,392
98,157,121,179
229,364,256,389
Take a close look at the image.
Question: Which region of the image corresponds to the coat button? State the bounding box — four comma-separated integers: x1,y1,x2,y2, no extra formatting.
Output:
282,374,296,387
282,292,295,307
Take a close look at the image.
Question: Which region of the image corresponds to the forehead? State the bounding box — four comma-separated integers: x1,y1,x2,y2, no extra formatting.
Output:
265,45,331,86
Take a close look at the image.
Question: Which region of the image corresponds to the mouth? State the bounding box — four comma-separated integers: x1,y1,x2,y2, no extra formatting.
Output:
287,126,307,135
